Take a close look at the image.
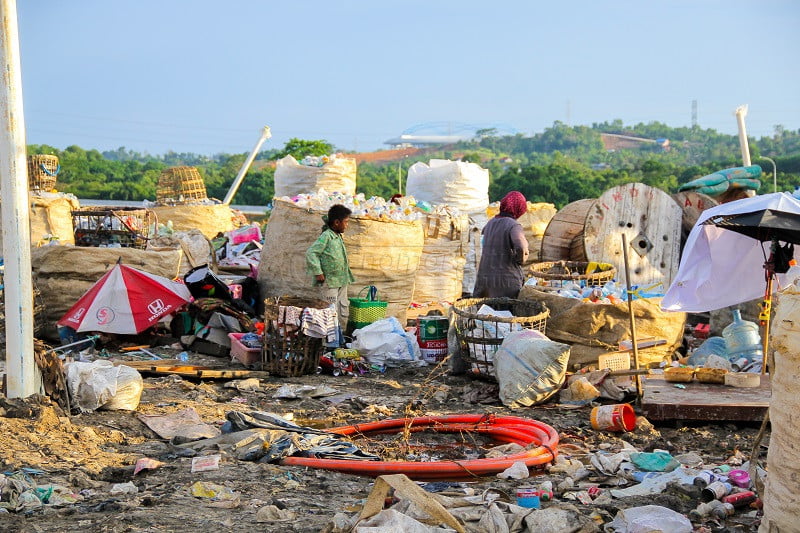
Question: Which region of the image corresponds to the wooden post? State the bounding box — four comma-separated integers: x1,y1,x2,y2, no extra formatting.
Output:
0,0,39,397
622,234,642,398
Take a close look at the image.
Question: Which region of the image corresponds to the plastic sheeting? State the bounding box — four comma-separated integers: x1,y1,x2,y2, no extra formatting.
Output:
662,192,800,313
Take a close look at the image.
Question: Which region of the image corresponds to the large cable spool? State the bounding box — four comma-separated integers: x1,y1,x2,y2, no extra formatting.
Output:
582,183,682,288
539,199,596,261
671,191,719,246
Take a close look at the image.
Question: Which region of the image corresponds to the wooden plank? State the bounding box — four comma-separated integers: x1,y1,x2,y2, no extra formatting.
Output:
114,360,268,379
139,367,269,379
641,374,770,422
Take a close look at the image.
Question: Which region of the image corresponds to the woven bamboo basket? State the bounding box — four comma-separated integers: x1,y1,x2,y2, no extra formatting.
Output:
27,154,60,192
527,260,616,288
452,297,549,380
263,296,330,377
157,166,208,204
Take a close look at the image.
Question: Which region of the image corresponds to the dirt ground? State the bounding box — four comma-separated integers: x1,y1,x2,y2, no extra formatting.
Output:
0,347,766,533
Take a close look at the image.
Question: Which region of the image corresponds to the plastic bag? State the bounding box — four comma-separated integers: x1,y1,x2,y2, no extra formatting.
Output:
351,317,422,367
494,330,570,407
687,336,727,366
605,505,692,533
66,360,143,412
629,451,680,472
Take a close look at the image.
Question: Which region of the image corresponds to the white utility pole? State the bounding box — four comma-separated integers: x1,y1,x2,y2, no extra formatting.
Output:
0,0,38,397
222,126,271,205
734,105,752,166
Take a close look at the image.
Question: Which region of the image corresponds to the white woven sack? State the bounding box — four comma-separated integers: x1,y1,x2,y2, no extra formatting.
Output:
406,159,489,214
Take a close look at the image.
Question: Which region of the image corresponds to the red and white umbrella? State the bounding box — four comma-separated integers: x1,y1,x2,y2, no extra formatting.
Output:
58,263,192,334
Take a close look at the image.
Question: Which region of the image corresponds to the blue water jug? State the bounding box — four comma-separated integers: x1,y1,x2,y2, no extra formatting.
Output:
722,309,763,363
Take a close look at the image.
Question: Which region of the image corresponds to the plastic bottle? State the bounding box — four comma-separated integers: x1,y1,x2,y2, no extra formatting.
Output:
722,309,763,363
177,351,189,362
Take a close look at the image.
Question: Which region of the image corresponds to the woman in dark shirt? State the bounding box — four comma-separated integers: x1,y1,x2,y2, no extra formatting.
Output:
473,191,530,298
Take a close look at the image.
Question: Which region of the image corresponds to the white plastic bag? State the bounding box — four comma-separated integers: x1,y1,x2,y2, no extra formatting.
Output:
66,360,143,412
494,330,570,408
351,317,423,367
605,505,692,533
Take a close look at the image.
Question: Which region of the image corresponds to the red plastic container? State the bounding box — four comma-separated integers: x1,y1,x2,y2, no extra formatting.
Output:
590,403,636,432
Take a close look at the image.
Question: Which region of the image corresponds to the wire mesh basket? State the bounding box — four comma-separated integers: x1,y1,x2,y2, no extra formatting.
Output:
27,154,60,192
263,296,330,377
527,261,616,288
452,297,549,380
157,166,208,204
72,208,155,249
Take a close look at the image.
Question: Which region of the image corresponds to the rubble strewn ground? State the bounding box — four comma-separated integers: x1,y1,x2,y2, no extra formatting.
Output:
0,349,765,532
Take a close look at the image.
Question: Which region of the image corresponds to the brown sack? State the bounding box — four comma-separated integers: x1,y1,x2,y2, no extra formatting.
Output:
412,211,469,304
0,194,78,250
259,199,424,322
151,204,234,239
519,285,685,366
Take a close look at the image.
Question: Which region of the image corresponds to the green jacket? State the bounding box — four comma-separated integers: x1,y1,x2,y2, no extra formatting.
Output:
305,228,355,288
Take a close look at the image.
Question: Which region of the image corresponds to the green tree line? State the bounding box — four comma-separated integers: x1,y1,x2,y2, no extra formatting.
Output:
28,122,800,209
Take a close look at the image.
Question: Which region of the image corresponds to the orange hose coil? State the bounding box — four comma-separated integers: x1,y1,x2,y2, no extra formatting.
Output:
282,414,559,481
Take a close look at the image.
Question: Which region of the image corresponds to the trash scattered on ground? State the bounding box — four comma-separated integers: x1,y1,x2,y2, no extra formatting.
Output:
137,407,220,441
272,384,338,399
191,454,221,473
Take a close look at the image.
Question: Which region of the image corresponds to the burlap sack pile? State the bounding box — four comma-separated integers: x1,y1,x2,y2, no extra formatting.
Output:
412,211,469,304
519,285,685,366
151,204,234,239
0,194,78,250
761,282,800,532
259,199,424,322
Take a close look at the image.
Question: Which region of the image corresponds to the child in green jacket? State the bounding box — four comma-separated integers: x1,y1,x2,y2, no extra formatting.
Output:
305,204,355,333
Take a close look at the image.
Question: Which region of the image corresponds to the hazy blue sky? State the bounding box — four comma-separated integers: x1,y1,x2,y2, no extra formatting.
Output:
15,1,800,156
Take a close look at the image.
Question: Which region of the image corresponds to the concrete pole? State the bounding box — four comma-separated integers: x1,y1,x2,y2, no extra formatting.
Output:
0,0,38,397
222,126,271,205
734,105,752,166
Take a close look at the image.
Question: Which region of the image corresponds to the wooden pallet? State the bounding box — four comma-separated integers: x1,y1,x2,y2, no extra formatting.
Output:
641,373,770,422
114,360,268,379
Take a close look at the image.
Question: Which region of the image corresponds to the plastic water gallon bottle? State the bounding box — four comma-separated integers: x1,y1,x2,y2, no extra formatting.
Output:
722,309,763,363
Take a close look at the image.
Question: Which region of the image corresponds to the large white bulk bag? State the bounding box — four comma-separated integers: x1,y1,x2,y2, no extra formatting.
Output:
274,155,357,198
406,160,489,215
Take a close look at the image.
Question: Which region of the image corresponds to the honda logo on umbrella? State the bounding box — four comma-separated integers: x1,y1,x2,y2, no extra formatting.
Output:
148,299,166,315
68,307,86,324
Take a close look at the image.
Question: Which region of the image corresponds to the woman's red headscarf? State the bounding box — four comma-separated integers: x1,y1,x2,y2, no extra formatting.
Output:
500,191,527,219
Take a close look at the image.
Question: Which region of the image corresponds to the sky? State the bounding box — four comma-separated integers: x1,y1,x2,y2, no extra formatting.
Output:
14,0,800,156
